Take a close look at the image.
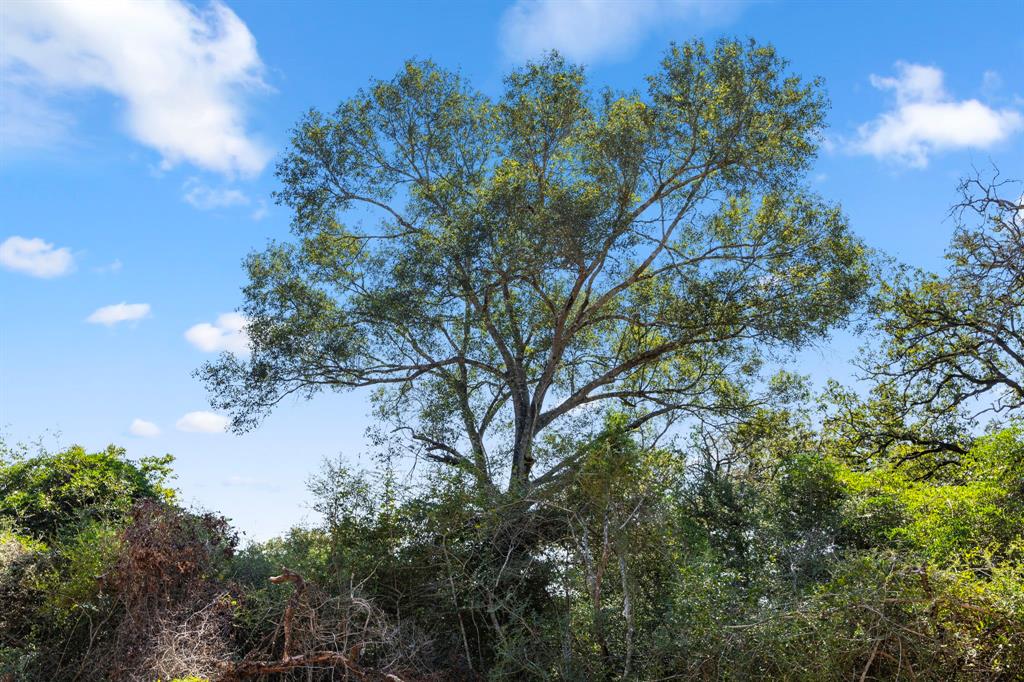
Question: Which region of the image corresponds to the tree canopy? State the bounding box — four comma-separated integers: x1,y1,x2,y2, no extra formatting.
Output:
828,170,1024,469
201,39,867,492
875,171,1024,415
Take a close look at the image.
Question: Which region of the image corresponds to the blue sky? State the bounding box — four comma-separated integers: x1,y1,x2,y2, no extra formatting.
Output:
2,0,1022,541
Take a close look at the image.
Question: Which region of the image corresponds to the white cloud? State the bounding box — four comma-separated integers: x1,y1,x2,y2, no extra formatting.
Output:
1,0,270,175
250,199,268,221
129,418,161,437
499,0,739,64
0,236,74,277
86,302,151,326
182,177,251,210
852,62,1023,167
981,70,1003,97
94,259,123,274
185,312,250,355
176,410,229,433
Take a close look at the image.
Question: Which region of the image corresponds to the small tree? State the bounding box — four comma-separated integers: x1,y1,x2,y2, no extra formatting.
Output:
876,169,1024,414
201,39,867,492
830,168,1024,468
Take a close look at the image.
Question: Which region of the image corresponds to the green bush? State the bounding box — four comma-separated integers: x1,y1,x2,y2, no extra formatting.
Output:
0,442,174,540
2,424,1022,680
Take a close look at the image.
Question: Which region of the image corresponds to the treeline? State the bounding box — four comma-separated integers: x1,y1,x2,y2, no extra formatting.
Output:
3,38,1024,680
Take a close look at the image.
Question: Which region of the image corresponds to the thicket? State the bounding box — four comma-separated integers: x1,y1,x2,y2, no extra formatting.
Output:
2,411,1023,680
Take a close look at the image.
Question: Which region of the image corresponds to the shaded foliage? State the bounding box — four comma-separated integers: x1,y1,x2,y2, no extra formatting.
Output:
3,417,1023,680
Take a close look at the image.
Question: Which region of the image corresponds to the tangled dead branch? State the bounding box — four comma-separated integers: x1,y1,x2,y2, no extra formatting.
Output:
217,567,417,681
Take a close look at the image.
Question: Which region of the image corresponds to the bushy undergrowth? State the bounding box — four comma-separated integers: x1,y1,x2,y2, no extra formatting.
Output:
2,425,1022,680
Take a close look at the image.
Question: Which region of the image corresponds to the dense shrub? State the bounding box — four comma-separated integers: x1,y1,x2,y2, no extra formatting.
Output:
2,424,1022,680
0,498,239,681
0,442,174,540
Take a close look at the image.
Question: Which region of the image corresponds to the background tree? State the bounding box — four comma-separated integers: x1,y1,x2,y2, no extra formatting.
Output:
879,169,1024,414
201,38,868,493
828,169,1024,469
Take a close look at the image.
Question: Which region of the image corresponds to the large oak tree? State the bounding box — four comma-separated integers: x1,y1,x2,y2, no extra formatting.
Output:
201,39,868,492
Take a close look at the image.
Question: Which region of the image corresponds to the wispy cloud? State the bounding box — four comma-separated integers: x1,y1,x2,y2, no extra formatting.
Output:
86,302,151,326
129,418,161,438
0,88,73,150
94,259,123,274
851,62,1023,167
0,236,74,278
499,0,741,64
1,0,270,176
176,410,229,433
185,312,250,355
250,199,269,221
222,474,282,492
981,70,1003,97
182,177,251,210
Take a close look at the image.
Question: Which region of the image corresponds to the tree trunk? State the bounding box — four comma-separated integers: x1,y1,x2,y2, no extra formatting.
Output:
509,408,537,491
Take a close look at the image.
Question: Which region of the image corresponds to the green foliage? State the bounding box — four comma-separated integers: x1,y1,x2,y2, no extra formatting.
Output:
0,441,236,681
201,37,868,492
839,424,1024,564
0,526,47,672
0,442,175,540
1,421,1021,679
36,520,121,621
222,420,1024,680
4,45,1022,682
